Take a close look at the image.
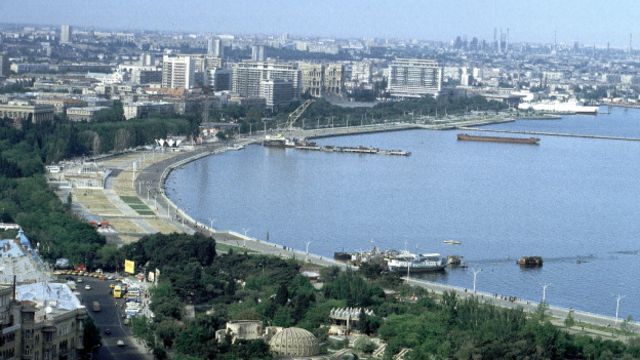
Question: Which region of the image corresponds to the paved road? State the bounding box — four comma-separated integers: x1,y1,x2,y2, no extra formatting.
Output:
72,277,152,360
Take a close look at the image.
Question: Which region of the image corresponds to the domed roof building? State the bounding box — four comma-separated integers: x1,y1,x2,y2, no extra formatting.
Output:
268,327,320,357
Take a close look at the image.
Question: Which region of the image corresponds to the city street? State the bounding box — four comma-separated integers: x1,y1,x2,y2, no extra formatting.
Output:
72,277,152,360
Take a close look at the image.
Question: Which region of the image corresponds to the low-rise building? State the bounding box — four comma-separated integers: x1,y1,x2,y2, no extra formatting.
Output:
123,102,174,120
66,106,109,122
0,101,55,128
0,228,87,359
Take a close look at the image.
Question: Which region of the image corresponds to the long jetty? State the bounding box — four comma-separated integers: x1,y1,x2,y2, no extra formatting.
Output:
458,126,640,142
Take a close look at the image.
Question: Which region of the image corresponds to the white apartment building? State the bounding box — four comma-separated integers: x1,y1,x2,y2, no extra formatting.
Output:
232,61,301,99
161,55,195,89
387,58,442,98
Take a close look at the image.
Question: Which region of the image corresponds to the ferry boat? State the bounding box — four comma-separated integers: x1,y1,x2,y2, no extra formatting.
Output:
387,251,446,273
443,239,461,245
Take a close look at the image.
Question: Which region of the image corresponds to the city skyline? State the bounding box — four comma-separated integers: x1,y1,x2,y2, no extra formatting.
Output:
1,0,640,47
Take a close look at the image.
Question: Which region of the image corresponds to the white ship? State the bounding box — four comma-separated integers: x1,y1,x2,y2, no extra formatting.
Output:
387,251,446,273
518,99,598,114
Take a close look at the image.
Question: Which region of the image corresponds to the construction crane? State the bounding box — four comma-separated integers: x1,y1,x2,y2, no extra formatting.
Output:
283,99,315,131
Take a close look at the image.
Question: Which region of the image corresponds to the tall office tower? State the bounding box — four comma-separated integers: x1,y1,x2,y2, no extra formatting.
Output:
162,55,195,89
208,38,223,57
251,45,266,61
386,58,442,98
493,28,498,51
60,24,72,44
0,53,10,78
232,61,300,98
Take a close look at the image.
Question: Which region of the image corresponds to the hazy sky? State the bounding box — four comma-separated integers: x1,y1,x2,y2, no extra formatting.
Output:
1,0,638,47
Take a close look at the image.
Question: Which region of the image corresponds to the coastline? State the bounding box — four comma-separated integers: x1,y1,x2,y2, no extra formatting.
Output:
60,117,640,338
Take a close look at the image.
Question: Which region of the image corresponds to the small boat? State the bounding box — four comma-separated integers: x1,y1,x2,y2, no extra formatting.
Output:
447,255,463,266
518,256,543,267
443,240,461,245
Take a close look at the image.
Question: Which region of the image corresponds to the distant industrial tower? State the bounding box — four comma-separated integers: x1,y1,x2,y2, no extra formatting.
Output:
60,24,72,44
629,33,633,55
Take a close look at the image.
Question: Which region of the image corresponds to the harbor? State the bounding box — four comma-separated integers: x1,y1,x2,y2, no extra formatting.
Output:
165,106,640,321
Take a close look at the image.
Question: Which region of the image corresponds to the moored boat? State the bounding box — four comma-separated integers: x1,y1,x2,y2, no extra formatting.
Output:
387,251,446,273
457,133,540,145
518,256,543,267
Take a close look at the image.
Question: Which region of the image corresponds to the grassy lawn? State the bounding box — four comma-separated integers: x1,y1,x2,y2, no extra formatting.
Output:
119,196,155,215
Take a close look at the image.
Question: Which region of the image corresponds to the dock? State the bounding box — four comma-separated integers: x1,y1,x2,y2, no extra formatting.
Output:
457,127,640,142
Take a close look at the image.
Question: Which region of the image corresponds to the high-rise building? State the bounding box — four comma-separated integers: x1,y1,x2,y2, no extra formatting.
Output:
0,53,10,78
208,68,231,91
60,24,72,44
162,55,195,89
387,58,442,98
208,38,223,58
259,79,295,109
232,61,300,99
251,45,266,61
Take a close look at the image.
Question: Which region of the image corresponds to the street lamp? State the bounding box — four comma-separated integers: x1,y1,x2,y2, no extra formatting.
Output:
615,294,626,322
541,283,551,303
305,241,312,262
471,268,482,294
242,228,250,248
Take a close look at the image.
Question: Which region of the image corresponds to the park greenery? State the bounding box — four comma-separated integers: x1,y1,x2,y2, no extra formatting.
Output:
0,106,196,267
123,233,640,360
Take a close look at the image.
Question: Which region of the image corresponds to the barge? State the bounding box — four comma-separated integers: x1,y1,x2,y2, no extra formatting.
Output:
457,133,540,145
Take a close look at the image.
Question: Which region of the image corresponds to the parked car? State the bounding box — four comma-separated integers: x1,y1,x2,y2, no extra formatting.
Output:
104,329,111,335
116,340,125,347
84,284,91,290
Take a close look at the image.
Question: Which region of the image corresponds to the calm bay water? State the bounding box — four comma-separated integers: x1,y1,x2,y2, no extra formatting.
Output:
166,106,640,317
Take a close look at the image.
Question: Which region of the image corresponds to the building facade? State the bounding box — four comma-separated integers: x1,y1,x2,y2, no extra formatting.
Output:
0,53,10,78
161,55,195,89
232,61,301,99
259,79,295,109
298,62,344,97
60,25,72,44
251,45,266,61
0,101,55,127
387,58,442,98
66,106,109,122
123,102,174,120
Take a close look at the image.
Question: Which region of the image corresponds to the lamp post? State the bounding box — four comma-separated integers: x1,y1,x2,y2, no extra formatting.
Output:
472,268,482,294
242,228,250,248
305,241,312,262
616,294,626,322
541,283,551,303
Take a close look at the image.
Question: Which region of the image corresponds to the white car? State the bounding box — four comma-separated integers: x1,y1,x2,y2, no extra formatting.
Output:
116,340,125,347
84,284,91,290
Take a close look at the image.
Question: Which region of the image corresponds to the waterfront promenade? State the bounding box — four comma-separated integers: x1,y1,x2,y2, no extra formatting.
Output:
54,117,640,341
